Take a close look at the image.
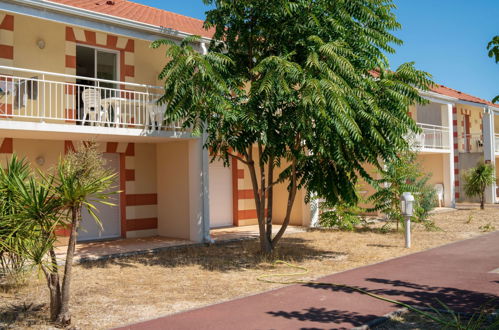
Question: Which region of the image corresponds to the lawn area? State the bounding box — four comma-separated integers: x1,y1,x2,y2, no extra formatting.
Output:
1,206,498,329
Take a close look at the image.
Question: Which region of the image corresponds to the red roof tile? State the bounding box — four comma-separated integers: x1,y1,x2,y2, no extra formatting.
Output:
430,84,497,107
48,0,214,39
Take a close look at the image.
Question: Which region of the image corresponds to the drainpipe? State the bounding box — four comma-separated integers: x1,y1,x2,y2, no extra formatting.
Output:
483,106,497,203
201,42,208,55
199,40,213,243
201,131,213,243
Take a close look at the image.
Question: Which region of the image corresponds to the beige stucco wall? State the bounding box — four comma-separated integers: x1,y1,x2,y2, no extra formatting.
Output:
12,14,66,74
0,138,64,170
156,140,203,242
134,39,165,87
418,154,444,186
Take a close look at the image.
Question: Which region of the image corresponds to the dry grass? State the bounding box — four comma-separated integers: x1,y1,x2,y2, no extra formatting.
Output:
1,207,499,329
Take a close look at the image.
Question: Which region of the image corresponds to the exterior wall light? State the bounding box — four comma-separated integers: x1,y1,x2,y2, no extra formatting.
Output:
36,156,45,166
37,39,46,50
400,192,415,248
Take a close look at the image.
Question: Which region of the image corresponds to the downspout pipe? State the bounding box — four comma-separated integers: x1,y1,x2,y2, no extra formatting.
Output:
200,41,213,243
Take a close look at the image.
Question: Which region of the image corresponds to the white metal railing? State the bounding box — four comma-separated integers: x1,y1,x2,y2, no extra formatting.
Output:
0,66,182,131
409,123,450,150
459,133,483,153
495,134,499,153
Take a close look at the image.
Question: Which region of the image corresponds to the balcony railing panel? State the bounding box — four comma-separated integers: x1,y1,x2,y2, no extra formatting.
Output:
0,66,182,132
458,133,483,153
495,134,499,153
410,123,450,150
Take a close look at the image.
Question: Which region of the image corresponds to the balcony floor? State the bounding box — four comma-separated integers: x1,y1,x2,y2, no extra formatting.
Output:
0,119,192,142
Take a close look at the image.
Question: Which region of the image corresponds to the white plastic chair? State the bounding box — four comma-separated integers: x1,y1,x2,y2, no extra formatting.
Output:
146,102,164,131
434,183,444,207
82,88,108,125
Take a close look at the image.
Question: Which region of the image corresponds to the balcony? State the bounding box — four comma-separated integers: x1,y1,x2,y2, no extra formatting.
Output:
410,123,451,151
0,66,187,141
495,134,499,154
459,134,484,153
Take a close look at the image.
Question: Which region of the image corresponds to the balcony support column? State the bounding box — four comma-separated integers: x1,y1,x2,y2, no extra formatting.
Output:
482,107,496,203
443,103,455,207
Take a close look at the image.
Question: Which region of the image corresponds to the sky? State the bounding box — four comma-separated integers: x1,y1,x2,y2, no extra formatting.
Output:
139,0,499,101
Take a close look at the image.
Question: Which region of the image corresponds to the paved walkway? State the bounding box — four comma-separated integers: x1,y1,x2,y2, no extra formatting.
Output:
55,225,305,263
116,231,499,330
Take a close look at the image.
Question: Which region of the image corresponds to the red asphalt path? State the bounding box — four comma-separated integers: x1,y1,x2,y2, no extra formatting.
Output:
116,231,499,330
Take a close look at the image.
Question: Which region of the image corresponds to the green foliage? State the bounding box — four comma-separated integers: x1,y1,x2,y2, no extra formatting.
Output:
0,156,33,282
319,199,365,231
0,144,118,324
479,223,496,233
368,151,437,227
463,162,495,210
487,36,499,103
154,0,433,251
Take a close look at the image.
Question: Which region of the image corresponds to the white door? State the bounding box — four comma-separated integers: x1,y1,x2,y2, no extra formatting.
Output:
209,159,233,228
77,153,120,241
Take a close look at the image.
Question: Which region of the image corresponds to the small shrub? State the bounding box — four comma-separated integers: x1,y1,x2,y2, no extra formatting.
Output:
479,223,496,232
319,201,365,231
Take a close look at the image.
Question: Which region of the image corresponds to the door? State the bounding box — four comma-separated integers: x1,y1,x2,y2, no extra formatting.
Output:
77,153,121,242
75,45,118,123
209,159,233,228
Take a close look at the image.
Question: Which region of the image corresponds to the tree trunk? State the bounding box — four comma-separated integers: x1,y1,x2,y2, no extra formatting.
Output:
480,192,485,210
56,206,81,326
43,249,62,322
272,158,298,246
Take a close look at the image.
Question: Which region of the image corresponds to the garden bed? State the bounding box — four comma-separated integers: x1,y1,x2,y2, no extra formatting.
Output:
1,206,498,329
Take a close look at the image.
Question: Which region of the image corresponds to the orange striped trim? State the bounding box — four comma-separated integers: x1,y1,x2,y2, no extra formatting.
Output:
106,142,118,153
238,189,254,199
65,55,76,68
0,15,14,31
0,45,13,60
0,104,12,117
65,109,76,122
64,141,75,154
125,169,135,181
0,138,13,154
126,218,158,231
125,143,135,156
238,209,267,220
65,26,76,42
126,193,157,206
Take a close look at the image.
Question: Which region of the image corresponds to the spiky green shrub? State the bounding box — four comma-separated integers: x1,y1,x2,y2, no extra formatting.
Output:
463,162,495,210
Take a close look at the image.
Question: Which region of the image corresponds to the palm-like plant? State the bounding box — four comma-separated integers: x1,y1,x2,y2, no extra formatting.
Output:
0,144,117,326
54,142,117,326
0,156,33,281
463,162,495,210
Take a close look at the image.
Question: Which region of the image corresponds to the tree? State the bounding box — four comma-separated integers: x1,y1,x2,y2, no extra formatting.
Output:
54,143,117,325
153,0,432,253
487,36,499,103
0,143,117,326
463,162,495,210
368,150,437,229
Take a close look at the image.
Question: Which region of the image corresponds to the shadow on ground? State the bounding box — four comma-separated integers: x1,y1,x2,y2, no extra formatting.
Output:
267,307,379,327
0,302,46,328
302,278,498,312
79,237,346,272
264,279,498,327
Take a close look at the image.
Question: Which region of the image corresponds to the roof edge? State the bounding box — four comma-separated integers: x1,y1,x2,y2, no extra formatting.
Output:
11,0,212,42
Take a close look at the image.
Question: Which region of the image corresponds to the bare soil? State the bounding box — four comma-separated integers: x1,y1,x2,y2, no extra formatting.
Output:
1,206,498,329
